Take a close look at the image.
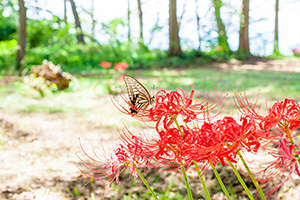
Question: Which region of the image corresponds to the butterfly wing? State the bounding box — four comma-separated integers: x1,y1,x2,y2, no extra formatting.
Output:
123,75,154,114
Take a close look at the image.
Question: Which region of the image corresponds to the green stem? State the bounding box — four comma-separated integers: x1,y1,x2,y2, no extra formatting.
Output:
227,161,254,200
181,165,194,200
173,116,184,137
135,165,158,200
173,117,193,199
237,151,266,200
278,121,300,165
193,161,211,200
279,121,295,144
210,163,231,200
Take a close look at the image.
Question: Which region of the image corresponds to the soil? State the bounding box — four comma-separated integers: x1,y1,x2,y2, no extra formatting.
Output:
1,57,300,200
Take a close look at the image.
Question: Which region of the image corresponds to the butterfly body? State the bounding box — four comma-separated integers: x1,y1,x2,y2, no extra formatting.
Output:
123,75,154,114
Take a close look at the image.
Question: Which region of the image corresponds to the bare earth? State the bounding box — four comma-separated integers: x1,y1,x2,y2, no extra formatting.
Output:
1,57,300,200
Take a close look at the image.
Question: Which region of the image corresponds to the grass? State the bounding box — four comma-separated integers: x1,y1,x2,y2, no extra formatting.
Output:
1,67,300,115
127,67,300,100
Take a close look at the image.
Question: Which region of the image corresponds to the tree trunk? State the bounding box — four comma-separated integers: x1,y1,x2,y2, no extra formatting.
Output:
238,0,250,54
273,0,280,54
137,0,145,48
69,0,85,44
127,0,131,41
91,0,95,39
212,0,230,52
64,0,67,23
16,0,26,72
195,0,201,52
168,0,183,57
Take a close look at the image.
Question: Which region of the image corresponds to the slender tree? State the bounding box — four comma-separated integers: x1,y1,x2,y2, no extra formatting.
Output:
16,0,27,72
212,0,230,52
178,0,187,28
238,0,250,54
168,0,183,56
273,0,280,54
69,0,85,44
64,0,67,23
195,0,201,52
127,0,131,42
137,0,144,47
91,0,95,39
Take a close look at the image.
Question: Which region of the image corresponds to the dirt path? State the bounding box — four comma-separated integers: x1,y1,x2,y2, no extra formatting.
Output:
216,57,300,72
0,94,125,199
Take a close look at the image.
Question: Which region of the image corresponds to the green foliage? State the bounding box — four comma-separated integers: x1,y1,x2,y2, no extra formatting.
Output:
0,3,17,40
0,39,17,73
72,187,80,196
24,41,165,74
27,17,72,48
27,19,57,48
0,7,295,76
25,43,101,73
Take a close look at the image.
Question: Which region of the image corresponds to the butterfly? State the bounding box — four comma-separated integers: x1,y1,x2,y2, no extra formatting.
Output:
123,75,155,114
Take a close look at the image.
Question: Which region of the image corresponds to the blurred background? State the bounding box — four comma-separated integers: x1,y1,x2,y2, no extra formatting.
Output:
1,0,300,199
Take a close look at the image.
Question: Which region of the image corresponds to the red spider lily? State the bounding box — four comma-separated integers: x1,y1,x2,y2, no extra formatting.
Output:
148,88,226,130
114,62,129,70
261,99,300,133
148,89,199,129
292,48,300,55
117,75,124,82
154,126,193,166
78,140,150,191
112,87,226,127
99,61,112,68
234,91,264,121
118,125,190,169
235,93,300,131
187,116,264,165
119,125,208,170
260,139,300,196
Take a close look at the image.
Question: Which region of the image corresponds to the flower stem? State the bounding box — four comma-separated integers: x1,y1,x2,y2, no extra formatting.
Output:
135,165,159,200
279,121,295,144
237,151,266,200
193,161,211,200
173,117,193,199
181,164,194,200
227,161,254,200
173,116,184,137
210,162,231,200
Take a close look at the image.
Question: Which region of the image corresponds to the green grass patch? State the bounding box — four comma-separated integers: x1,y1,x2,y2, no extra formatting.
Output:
127,67,300,100
21,104,66,113
1,67,300,115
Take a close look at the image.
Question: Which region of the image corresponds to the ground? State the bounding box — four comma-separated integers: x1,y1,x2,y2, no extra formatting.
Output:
1,57,300,200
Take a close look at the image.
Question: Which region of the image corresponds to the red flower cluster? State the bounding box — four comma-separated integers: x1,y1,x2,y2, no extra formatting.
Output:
235,94,300,136
261,140,300,196
261,99,300,132
79,139,150,188
234,93,300,194
292,48,300,56
99,61,112,68
148,89,203,129
114,62,129,70
81,86,300,196
113,88,226,128
99,61,129,71
186,116,263,165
